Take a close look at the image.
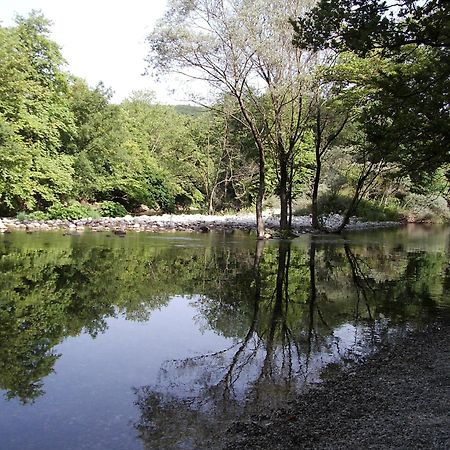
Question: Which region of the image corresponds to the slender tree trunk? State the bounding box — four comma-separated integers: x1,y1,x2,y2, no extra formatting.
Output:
279,152,289,232
288,183,293,230
256,149,266,240
311,159,321,230
334,170,368,233
208,185,216,214
312,105,322,230
236,96,266,239
287,154,294,229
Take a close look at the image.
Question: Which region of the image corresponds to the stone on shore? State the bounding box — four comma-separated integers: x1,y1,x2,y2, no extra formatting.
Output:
0,213,401,235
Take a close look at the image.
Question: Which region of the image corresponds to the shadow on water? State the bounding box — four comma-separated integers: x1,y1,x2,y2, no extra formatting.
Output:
0,226,448,449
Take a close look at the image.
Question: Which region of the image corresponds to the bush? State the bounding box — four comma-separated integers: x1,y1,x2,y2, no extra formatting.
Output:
292,193,402,221
401,193,450,223
356,199,401,222
99,201,128,218
16,212,29,222
27,211,50,221
47,202,99,220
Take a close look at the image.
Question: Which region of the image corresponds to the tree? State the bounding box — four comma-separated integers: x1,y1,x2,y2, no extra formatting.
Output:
122,92,203,210
0,11,75,213
292,0,450,176
188,106,258,213
308,55,391,231
147,0,315,237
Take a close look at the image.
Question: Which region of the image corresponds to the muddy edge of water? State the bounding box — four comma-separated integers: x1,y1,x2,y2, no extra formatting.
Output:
222,322,450,450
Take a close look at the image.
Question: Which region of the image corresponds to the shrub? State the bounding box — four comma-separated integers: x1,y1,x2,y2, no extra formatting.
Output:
99,201,128,218
401,193,450,223
292,193,402,221
355,200,401,222
16,212,29,222
47,202,98,220
27,211,50,221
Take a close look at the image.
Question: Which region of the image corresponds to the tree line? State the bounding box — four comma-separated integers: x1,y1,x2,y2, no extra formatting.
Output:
1,3,449,234
0,12,259,219
149,0,449,235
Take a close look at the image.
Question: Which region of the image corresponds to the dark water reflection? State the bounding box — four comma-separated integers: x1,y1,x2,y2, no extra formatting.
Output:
0,225,448,449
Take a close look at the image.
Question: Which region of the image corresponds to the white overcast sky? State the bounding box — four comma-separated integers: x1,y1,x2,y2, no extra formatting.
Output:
0,0,191,104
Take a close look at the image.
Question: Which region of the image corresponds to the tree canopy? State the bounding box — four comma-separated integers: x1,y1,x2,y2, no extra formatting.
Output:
292,0,450,175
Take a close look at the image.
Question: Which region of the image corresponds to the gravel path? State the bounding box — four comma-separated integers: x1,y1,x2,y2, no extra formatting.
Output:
223,324,450,450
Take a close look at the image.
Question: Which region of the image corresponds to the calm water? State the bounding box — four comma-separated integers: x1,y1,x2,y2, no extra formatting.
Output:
0,225,448,449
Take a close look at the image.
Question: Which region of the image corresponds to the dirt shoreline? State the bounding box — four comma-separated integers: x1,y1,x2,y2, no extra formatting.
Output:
222,323,450,449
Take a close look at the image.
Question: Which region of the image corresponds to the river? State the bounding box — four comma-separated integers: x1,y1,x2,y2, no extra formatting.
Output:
0,225,448,449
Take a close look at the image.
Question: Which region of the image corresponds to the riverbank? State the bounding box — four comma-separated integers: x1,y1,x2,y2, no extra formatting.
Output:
0,213,401,234
222,323,450,449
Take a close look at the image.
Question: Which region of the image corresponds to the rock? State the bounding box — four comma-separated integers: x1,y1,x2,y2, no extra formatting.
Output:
63,231,82,236
135,204,151,215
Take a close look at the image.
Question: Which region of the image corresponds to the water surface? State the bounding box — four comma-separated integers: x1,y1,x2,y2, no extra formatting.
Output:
0,225,448,449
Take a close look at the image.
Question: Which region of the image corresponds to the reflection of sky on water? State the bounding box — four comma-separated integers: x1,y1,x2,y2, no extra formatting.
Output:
0,297,231,450
0,296,403,450
144,316,399,411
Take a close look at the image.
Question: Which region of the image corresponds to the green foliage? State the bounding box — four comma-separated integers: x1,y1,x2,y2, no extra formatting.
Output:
355,199,401,222
99,201,128,217
0,12,76,213
16,212,29,222
1,9,446,223
16,211,51,221
173,105,206,117
46,202,98,220
292,0,450,175
27,211,50,220
294,192,401,221
400,193,450,224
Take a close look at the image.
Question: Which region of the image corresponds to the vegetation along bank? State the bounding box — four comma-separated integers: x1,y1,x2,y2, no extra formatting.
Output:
1,2,448,235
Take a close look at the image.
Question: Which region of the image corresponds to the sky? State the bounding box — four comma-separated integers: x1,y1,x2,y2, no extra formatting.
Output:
0,0,189,104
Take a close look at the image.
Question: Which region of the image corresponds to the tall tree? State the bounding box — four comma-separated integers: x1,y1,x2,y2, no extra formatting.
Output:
147,0,315,238
0,11,75,212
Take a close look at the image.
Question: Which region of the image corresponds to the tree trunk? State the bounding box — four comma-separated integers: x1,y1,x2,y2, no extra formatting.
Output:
311,159,321,230
256,149,266,240
279,153,289,232
334,168,370,233
208,185,216,214
312,106,322,230
287,182,293,230
235,96,266,240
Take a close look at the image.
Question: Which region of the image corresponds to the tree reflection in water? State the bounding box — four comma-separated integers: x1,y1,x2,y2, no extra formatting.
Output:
134,234,449,449
0,229,447,448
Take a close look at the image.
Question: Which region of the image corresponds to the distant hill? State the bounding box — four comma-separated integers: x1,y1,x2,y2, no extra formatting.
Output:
173,104,207,117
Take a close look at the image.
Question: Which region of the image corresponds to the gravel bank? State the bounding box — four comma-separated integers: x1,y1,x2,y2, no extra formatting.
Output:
223,324,450,450
0,213,400,234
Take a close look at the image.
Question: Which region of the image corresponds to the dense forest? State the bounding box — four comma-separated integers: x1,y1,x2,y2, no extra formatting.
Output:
0,1,449,233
